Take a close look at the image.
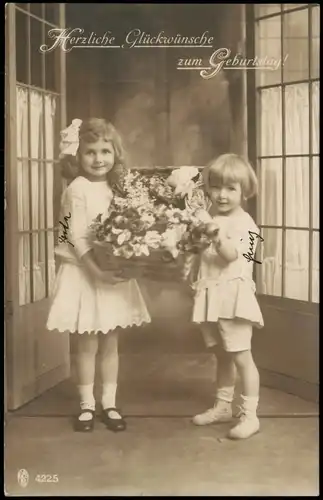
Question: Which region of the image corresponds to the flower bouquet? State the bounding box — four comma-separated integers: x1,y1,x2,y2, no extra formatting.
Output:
90,167,217,281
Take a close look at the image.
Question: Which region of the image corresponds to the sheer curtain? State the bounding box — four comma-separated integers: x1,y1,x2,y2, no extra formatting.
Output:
258,82,320,302
16,86,57,305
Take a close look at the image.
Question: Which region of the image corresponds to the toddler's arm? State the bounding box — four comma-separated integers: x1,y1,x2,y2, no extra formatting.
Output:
213,229,239,263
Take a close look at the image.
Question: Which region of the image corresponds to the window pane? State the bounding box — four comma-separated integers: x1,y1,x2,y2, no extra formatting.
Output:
285,158,309,228
312,231,319,303
311,6,320,78
44,4,57,24
260,159,283,226
16,3,29,11
31,162,45,229
283,9,309,82
29,3,43,18
44,94,57,159
48,230,56,296
17,160,30,231
32,232,46,302
30,18,43,88
16,10,28,84
44,49,57,91
259,88,282,156
283,4,308,10
312,82,320,154
255,18,282,86
285,83,309,155
19,235,31,305
256,228,282,296
46,163,54,227
30,89,44,160
255,4,281,17
284,230,309,301
312,157,319,229
16,86,29,158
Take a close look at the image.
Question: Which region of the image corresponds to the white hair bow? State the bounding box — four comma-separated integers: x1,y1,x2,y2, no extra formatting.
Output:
59,118,82,158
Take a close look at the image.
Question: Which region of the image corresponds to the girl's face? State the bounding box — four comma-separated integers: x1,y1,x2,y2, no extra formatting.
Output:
209,180,242,215
78,138,115,181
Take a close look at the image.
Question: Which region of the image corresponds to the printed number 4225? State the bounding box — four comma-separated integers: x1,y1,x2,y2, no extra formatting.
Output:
35,474,59,483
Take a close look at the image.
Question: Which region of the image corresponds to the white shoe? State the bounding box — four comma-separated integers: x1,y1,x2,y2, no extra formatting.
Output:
228,405,260,439
192,402,233,426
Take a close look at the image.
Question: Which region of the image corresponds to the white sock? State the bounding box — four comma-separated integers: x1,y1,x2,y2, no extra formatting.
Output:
241,394,259,413
78,383,95,421
101,382,121,419
216,386,235,404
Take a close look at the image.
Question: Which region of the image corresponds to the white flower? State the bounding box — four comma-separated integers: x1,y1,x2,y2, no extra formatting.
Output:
114,246,133,259
161,226,186,255
111,227,123,235
117,229,132,245
144,231,162,248
132,243,150,257
166,167,199,189
140,212,155,225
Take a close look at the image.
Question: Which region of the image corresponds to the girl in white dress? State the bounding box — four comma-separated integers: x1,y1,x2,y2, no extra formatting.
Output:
47,118,151,432
190,154,264,440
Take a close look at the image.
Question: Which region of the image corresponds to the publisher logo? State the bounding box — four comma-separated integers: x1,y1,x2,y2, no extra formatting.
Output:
17,469,29,488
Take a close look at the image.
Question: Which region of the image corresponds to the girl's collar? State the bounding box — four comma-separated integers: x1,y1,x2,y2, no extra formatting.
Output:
79,175,109,184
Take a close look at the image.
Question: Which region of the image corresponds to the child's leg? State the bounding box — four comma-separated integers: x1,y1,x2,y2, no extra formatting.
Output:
75,333,99,420
98,330,126,432
98,331,119,413
192,323,236,426
218,319,260,439
232,349,260,397
214,345,237,404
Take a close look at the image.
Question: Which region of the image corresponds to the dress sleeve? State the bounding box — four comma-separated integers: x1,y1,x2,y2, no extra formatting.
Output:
60,183,92,259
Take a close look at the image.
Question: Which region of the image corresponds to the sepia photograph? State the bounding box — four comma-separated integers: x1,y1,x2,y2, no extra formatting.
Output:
4,2,319,496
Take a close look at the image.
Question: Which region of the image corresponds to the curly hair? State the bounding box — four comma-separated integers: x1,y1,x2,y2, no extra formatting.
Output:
60,118,128,193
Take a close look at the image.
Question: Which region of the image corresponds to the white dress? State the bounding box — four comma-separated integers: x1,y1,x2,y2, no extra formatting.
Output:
46,176,151,334
192,208,264,328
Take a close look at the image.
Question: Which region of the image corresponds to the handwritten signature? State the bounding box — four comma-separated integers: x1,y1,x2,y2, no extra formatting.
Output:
243,230,264,264
58,212,74,247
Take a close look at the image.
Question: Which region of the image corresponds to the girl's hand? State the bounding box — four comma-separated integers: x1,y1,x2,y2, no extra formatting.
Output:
120,266,143,280
97,270,127,285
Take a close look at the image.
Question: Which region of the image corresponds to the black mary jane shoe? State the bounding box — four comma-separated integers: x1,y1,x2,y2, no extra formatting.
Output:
74,409,96,433
101,407,127,432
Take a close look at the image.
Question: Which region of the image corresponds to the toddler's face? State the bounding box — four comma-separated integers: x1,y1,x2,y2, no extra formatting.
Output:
209,181,242,215
78,139,115,181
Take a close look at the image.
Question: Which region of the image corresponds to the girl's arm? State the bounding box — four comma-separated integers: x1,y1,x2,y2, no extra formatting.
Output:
81,250,125,284
63,185,125,284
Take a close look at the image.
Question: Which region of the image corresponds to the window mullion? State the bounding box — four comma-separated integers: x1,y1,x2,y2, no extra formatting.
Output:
308,5,313,303
281,7,286,299
26,12,34,304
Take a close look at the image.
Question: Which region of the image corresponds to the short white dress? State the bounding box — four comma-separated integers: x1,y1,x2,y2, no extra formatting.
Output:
192,208,264,328
46,176,151,334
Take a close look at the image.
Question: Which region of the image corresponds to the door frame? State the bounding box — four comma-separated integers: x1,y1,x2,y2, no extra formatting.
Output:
244,4,319,401
5,3,68,411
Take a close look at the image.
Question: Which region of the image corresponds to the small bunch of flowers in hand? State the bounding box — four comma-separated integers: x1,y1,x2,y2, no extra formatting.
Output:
177,209,220,254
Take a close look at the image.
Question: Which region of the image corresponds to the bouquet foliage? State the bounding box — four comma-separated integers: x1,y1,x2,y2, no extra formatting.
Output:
90,167,219,277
